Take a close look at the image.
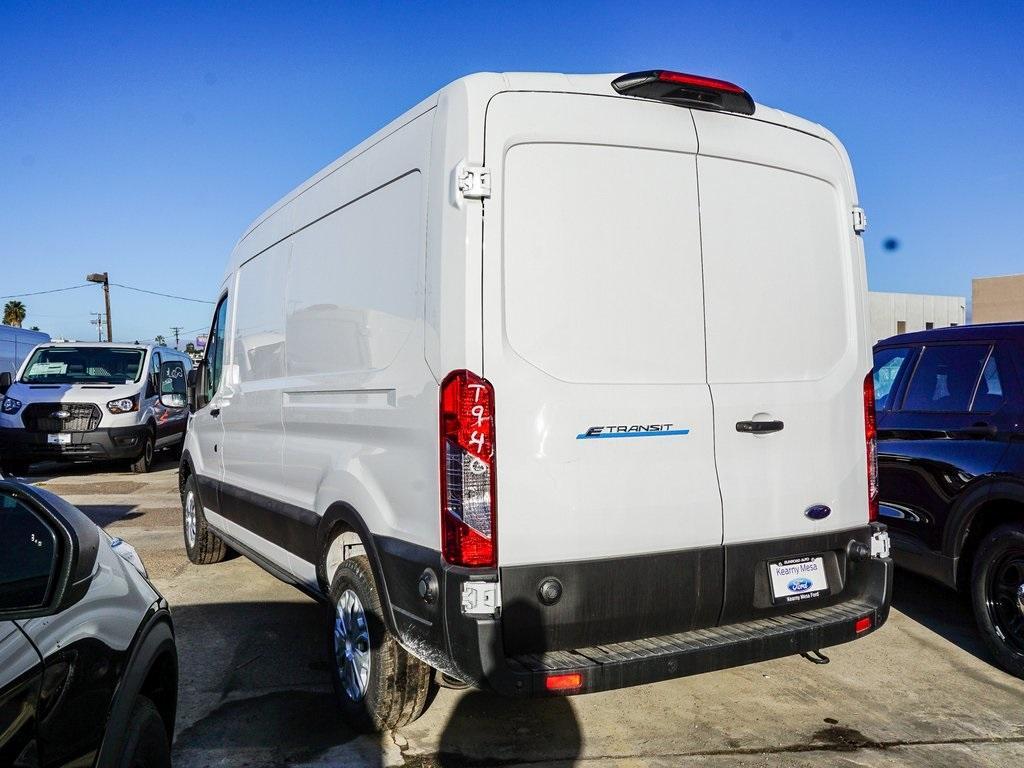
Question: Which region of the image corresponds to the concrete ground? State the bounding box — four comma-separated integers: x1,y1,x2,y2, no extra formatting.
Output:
22,461,1024,767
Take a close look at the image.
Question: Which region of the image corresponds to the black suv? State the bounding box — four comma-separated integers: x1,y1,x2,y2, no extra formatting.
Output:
873,323,1024,676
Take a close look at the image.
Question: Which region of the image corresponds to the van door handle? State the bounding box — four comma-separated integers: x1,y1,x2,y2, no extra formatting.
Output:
210,408,221,418
736,420,784,434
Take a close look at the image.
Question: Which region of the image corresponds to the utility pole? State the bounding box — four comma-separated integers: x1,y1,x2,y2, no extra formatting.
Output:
90,312,105,341
170,326,182,350
86,272,112,341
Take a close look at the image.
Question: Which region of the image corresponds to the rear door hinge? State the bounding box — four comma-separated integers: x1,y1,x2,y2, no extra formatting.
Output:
456,163,491,200
852,206,867,234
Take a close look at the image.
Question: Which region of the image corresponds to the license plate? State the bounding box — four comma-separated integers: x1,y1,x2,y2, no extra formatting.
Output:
47,433,71,445
768,555,829,605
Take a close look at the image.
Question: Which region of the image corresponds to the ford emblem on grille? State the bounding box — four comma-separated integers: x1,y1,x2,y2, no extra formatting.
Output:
52,410,71,419
805,504,832,520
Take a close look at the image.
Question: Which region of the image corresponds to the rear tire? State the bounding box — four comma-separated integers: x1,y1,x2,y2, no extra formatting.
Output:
130,434,155,474
328,555,432,731
2,458,31,477
115,695,171,768
181,473,228,564
970,524,1024,679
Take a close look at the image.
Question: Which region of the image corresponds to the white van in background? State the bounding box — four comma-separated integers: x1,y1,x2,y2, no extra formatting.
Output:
0,326,49,378
0,342,192,475
179,70,892,730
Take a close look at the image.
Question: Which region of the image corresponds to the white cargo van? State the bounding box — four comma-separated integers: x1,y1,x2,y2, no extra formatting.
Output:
179,70,892,730
0,342,192,474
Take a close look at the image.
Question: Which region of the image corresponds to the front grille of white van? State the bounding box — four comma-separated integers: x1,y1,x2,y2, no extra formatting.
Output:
22,403,102,432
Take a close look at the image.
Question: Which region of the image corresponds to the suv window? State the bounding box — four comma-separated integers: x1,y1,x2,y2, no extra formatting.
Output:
205,296,229,403
0,492,58,610
972,352,1005,413
902,344,990,413
873,347,914,412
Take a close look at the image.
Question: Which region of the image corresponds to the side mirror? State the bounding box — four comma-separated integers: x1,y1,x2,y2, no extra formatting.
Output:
158,360,188,409
0,371,11,395
0,482,99,620
192,363,208,412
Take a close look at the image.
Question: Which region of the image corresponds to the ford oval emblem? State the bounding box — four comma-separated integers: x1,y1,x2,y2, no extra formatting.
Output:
788,577,814,593
805,504,831,521
52,410,71,419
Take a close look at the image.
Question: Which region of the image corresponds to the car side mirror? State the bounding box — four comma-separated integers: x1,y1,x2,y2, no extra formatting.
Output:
0,482,99,620
0,371,11,395
158,360,188,409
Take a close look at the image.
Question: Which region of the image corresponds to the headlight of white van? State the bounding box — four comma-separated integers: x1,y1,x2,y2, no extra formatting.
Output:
107,395,139,414
1,396,22,414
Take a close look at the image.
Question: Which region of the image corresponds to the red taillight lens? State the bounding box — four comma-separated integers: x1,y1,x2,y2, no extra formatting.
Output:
544,673,583,691
656,70,745,94
440,370,497,568
864,373,879,522
854,616,873,634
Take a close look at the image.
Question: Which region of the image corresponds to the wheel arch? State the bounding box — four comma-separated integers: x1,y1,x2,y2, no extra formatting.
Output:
950,478,1024,589
316,502,400,636
95,607,178,763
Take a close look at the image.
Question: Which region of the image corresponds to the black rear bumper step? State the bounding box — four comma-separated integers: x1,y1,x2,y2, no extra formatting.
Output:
491,558,890,697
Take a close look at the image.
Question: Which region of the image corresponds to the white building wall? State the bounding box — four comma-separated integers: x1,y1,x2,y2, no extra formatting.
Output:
869,292,966,344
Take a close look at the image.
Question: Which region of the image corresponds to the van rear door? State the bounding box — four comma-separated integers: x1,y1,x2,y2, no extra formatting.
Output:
691,111,872,620
482,92,723,652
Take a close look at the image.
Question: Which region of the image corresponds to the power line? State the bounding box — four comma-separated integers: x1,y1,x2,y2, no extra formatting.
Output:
1,283,93,299
109,282,214,304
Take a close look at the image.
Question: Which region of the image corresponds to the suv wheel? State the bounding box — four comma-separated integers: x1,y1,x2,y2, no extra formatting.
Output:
181,473,228,564
971,524,1024,678
327,555,432,731
115,695,171,768
130,434,155,474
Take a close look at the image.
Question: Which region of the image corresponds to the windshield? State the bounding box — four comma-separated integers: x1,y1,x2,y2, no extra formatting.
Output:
20,347,146,385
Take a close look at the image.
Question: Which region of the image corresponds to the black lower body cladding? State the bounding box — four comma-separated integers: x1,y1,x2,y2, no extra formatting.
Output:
0,425,151,462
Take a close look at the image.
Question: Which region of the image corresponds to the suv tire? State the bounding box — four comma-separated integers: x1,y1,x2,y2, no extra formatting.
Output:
130,434,155,474
181,473,228,564
115,695,171,768
970,523,1024,679
327,555,432,731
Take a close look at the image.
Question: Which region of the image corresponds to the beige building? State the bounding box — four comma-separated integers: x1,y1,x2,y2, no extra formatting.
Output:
868,291,966,344
973,273,1024,324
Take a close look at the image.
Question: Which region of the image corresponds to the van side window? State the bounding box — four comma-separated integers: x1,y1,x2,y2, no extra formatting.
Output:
901,345,990,413
205,296,229,402
972,351,1005,413
872,347,913,412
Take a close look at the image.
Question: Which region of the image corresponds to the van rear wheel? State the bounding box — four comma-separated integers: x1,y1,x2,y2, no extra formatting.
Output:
181,473,228,564
327,555,432,731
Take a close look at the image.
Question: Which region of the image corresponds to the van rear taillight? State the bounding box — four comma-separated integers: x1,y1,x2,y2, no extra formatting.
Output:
864,373,879,522
440,370,497,568
611,70,755,115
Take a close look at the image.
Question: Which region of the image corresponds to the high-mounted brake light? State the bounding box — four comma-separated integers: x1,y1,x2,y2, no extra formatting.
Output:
864,373,879,523
611,70,755,116
440,370,497,568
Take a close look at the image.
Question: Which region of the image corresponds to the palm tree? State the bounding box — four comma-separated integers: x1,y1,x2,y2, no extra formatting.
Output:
3,300,26,327
154,334,166,345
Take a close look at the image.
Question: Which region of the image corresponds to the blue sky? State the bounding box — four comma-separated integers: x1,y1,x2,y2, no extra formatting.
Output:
1,1,1021,342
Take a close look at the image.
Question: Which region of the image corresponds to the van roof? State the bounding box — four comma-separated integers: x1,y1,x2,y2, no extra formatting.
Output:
35,342,182,353
875,322,1024,347
227,71,851,278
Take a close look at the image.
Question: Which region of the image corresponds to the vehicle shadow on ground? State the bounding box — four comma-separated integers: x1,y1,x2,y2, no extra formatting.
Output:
71,503,144,527
891,568,994,665
10,455,180,483
169,597,583,767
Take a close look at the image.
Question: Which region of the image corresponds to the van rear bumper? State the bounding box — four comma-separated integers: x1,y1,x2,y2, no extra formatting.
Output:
432,529,892,697
0,425,150,463
457,555,890,697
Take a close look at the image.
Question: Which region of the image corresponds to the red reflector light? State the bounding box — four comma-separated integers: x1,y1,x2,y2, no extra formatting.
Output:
440,370,497,568
855,616,873,634
657,70,745,94
545,673,582,691
864,373,879,523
